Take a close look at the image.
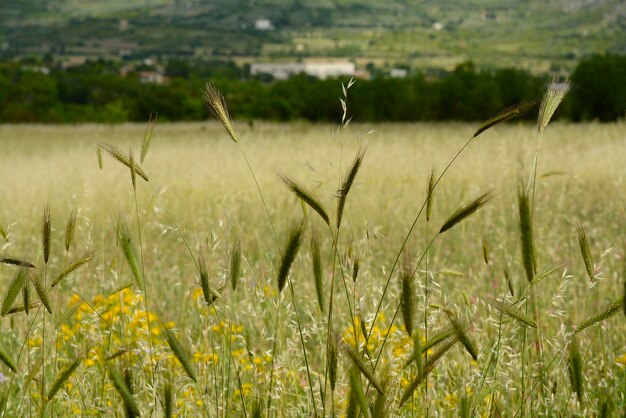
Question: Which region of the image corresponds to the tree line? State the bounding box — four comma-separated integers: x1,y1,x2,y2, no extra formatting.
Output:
0,55,623,124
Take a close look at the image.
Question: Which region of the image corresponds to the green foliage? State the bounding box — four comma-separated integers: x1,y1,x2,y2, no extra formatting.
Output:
0,57,624,123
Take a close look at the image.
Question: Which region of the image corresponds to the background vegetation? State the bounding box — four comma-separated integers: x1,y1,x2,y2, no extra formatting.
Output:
0,54,625,123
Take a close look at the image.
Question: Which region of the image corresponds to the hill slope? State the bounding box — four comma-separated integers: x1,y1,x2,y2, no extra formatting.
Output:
1,0,624,72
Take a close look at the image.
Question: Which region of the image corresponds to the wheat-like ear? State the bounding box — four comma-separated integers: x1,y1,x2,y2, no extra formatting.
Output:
0,255,35,268
140,112,157,163
107,364,140,417
400,336,459,406
117,223,144,291
503,266,514,298
230,239,241,292
22,277,30,316
343,341,383,394
348,367,371,418
164,326,197,382
328,331,338,391
371,365,390,418
530,262,565,285
485,298,537,328
163,379,173,418
400,257,415,337
518,182,536,283
30,272,52,314
41,204,51,264
310,231,324,313
337,148,366,228
51,250,96,288
277,222,305,293
538,78,572,133
281,175,330,226
575,298,623,333
128,148,137,191
426,167,436,222
198,251,220,305
473,100,539,138
47,346,87,402
96,145,103,170
439,191,494,233
0,344,17,373
482,238,489,265
0,224,7,241
567,333,583,403
99,142,149,181
1,268,27,316
446,312,478,360
64,209,77,252
204,83,238,143
577,219,595,283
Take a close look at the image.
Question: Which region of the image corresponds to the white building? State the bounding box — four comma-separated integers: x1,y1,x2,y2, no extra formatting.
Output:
250,62,356,80
255,19,273,30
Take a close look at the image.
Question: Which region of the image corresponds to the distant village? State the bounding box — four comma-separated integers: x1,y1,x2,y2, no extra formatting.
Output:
13,17,411,85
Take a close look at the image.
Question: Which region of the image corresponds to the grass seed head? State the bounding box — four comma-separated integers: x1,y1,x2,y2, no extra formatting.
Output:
41,204,51,264
426,167,436,222
577,219,595,283
64,209,77,252
277,222,305,293
538,78,572,134
230,239,241,292
140,112,157,163
337,148,366,229
204,83,238,143
518,181,536,283
567,333,583,403
310,231,324,314
473,100,539,138
439,191,494,234
1,267,27,316
281,175,330,226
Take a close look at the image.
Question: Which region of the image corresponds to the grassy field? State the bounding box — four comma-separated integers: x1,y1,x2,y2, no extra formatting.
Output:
0,118,624,416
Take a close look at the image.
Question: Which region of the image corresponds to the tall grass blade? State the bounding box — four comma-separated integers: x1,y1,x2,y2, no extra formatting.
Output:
51,250,96,288
504,266,514,298
485,298,538,328
518,183,536,283
64,209,77,252
439,191,493,233
281,175,330,226
567,333,583,403
277,222,305,293
371,366,390,418
311,231,324,313
446,312,478,360
107,364,140,417
204,83,238,143
47,348,86,401
164,327,197,382
537,78,572,134
336,148,365,229
473,100,539,138
348,368,370,418
1,268,27,316
140,112,157,163
400,336,459,406
343,343,383,394
577,220,595,283
99,142,149,182
575,298,623,333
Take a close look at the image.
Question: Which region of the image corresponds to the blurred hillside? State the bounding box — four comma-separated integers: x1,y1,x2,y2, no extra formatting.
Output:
1,0,624,73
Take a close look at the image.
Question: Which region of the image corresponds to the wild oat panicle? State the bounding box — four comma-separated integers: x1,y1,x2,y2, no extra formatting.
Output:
41,204,51,264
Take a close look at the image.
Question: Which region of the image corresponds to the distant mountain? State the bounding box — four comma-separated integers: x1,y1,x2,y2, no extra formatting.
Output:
1,0,624,72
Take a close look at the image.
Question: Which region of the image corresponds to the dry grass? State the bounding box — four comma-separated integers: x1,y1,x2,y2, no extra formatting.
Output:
0,121,624,416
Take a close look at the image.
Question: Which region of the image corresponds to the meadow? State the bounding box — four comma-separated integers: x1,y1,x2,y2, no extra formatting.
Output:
0,103,624,415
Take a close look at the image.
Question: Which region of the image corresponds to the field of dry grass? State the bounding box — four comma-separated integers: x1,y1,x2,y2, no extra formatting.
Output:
0,120,624,416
